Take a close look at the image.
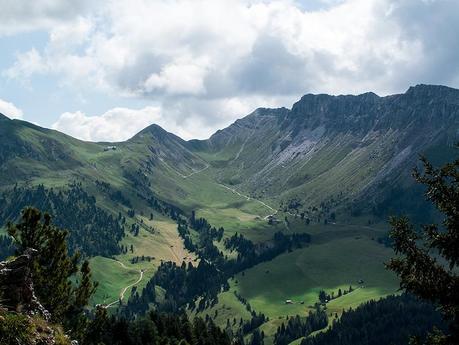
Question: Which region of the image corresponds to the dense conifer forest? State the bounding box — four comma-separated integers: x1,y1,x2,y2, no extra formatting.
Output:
0,184,125,256
300,294,446,345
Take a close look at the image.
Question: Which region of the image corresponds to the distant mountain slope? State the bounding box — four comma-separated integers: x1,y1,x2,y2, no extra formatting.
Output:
0,114,95,185
0,84,458,224
0,115,206,198
191,84,459,220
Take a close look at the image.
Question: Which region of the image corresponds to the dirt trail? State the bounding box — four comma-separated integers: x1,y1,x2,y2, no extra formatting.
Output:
105,261,145,309
217,183,279,219
162,155,292,221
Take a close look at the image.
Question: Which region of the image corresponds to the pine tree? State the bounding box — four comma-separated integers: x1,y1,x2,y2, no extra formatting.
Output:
387,153,459,345
250,329,264,345
7,207,97,336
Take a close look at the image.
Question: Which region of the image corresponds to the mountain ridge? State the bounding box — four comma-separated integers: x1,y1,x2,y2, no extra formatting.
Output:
186,84,458,220
1,84,457,342
2,84,458,145
0,84,458,220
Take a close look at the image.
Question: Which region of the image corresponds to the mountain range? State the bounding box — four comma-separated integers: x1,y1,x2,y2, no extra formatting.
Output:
1,84,458,345
1,84,458,221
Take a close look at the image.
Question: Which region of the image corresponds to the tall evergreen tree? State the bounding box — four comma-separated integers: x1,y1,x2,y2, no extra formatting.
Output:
387,153,459,345
7,207,98,337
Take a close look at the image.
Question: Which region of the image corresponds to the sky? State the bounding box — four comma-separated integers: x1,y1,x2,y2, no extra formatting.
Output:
0,0,458,141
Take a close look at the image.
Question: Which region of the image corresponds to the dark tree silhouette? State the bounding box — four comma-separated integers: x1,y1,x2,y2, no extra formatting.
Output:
386,153,459,345
7,207,98,338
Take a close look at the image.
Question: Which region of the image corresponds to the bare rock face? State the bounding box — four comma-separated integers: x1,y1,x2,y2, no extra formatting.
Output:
0,248,50,321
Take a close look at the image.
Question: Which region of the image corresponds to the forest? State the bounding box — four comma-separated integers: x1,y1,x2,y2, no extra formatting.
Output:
0,184,125,256
300,294,446,345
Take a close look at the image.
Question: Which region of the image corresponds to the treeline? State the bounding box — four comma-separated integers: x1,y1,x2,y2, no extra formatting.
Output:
181,212,311,276
190,211,224,241
154,260,228,312
177,215,226,268
123,166,183,221
280,196,340,225
0,207,234,345
84,308,233,345
187,211,225,262
0,184,124,256
122,275,157,317
123,213,228,317
300,294,447,345
232,292,268,336
274,308,328,345
368,184,436,224
125,212,311,319
318,286,354,304
95,180,133,208
123,260,228,317
240,313,267,338
223,232,311,274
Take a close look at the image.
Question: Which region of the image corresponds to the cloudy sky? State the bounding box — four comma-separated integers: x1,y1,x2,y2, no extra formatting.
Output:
0,0,458,141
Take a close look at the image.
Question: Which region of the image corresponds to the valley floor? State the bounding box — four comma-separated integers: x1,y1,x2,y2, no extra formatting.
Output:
89,188,398,345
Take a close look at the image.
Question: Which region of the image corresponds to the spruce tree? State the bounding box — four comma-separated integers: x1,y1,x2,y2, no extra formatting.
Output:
7,207,98,336
387,154,459,344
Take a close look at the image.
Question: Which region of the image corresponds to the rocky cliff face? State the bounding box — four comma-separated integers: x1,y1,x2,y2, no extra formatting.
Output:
0,248,49,320
192,85,459,218
0,85,457,221
0,251,73,345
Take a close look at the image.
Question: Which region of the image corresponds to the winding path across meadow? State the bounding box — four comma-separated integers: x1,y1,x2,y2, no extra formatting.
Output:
161,155,281,218
216,183,279,219
105,261,145,309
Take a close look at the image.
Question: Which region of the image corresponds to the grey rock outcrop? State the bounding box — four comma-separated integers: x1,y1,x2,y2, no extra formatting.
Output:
0,248,50,321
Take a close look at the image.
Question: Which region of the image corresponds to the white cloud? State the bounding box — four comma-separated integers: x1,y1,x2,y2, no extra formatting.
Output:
144,58,209,95
48,17,93,52
4,0,435,98
0,0,94,36
0,99,23,119
52,107,163,142
4,48,47,80
8,0,422,95
50,93,293,142
4,0,459,139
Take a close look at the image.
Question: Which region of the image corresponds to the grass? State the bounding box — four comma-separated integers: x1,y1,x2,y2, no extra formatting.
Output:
1,116,405,340
185,221,399,344
196,207,285,242
89,216,199,306
231,223,399,341
190,290,253,329
115,217,198,293
117,217,197,266
89,256,140,306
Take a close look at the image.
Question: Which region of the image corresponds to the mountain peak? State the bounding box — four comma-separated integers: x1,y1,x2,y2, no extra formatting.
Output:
250,107,290,117
130,123,186,144
405,84,459,97
140,123,167,134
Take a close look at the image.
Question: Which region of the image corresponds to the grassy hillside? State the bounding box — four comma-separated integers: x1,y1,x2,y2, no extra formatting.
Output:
2,85,458,344
234,230,398,318
210,222,399,344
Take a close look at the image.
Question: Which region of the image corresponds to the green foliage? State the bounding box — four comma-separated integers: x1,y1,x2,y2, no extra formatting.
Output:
0,311,71,345
7,208,98,336
249,329,264,345
82,307,230,345
301,294,445,345
1,184,124,257
274,308,328,345
387,154,459,344
127,215,311,317
0,312,31,345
